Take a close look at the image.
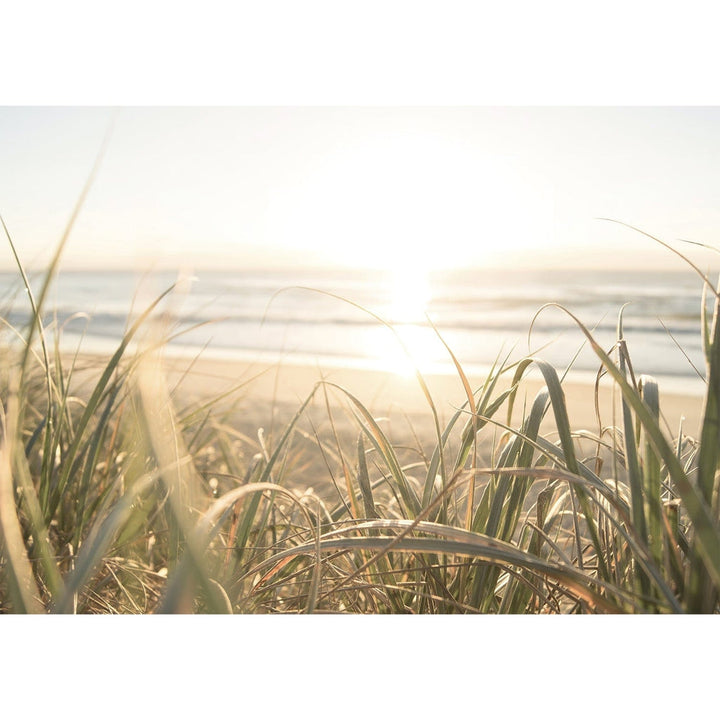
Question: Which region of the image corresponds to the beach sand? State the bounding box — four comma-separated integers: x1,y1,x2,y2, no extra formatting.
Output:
158,353,705,456
161,353,701,419
62,349,707,508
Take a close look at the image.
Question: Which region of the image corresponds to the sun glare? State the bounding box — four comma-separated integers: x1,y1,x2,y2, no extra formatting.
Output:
388,266,431,324
364,266,439,377
275,126,556,272
376,324,441,378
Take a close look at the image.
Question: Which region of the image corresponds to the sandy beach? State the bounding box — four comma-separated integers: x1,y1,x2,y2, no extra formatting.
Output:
58,347,707,509
157,353,706,449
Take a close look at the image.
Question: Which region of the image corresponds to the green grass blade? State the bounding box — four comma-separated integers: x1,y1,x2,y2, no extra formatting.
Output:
687,289,720,611
160,482,315,613
323,382,421,518
268,288,448,516
639,375,663,570
513,354,609,580
357,434,379,519
53,474,156,613
544,302,720,590
45,285,177,521
616,311,652,603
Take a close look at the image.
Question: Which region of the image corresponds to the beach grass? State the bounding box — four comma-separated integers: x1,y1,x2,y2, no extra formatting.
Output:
1,226,719,613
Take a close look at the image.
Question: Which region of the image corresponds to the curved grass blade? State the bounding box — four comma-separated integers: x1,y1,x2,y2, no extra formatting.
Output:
267,288,447,513
45,284,177,521
540,302,720,589
508,353,609,580
252,527,631,613
159,481,316,613
323,381,421,518
598,219,720,300
53,473,157,613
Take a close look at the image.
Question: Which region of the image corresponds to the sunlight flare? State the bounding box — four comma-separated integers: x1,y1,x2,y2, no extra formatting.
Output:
388,266,431,324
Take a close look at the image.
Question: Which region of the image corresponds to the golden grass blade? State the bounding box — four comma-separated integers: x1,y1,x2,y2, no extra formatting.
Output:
0,400,43,613
426,316,478,529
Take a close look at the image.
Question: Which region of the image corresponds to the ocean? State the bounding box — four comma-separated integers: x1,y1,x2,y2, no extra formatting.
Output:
0,266,709,397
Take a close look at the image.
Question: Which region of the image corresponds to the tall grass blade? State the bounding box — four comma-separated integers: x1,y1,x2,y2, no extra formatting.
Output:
543,303,720,590
638,375,664,573
510,354,609,580
687,288,720,611
45,285,176,521
53,474,156,613
324,382,421,518
357,434,378,519
0,396,43,613
616,309,651,603
268,288,448,514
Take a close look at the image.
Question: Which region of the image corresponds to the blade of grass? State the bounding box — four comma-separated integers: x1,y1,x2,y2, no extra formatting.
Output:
541,302,720,589
0,394,44,613
323,381,421,518
253,528,630,613
266,288,448,517
45,284,177,521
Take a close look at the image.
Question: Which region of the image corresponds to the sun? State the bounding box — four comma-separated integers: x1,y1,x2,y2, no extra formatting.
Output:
273,127,555,272
388,264,431,324
361,264,441,377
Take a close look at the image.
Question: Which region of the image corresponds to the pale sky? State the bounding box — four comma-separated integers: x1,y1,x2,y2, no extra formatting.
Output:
1,106,720,272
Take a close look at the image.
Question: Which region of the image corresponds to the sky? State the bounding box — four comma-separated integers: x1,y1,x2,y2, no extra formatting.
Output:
1,106,720,273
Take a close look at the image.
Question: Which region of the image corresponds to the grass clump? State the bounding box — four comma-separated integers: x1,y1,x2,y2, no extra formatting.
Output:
1,224,719,613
